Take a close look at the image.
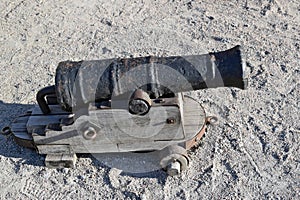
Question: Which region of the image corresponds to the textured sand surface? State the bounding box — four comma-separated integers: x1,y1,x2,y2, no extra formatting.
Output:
0,0,299,199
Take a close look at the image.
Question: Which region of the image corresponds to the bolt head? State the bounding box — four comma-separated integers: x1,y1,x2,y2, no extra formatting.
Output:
83,127,97,140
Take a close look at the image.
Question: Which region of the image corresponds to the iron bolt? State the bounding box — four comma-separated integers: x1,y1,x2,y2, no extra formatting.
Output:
166,117,176,124
83,127,97,140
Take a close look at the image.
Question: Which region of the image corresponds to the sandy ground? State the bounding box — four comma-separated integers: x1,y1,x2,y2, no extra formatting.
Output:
0,0,299,199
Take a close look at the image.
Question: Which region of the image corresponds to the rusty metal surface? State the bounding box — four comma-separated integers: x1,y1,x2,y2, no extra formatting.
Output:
185,116,218,150
55,45,247,112
184,116,216,150
185,123,207,150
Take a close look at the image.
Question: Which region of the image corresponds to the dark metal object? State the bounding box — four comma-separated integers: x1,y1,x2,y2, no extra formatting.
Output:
1,126,12,136
129,89,152,115
36,85,56,114
3,45,247,175
166,117,176,124
53,45,247,113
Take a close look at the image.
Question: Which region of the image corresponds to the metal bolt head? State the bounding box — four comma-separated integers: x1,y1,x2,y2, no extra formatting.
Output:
167,161,181,176
166,117,176,124
83,127,97,140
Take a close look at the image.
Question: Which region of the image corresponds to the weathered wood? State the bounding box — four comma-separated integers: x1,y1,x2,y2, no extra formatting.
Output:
27,115,72,134
11,123,27,132
11,116,28,130
29,95,206,154
36,142,119,154
118,141,173,152
62,153,77,167
37,144,73,154
87,106,184,142
13,131,33,140
45,153,77,168
13,115,30,124
31,105,70,115
182,96,206,139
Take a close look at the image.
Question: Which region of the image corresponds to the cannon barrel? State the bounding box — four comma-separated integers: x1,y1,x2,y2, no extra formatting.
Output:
52,45,247,112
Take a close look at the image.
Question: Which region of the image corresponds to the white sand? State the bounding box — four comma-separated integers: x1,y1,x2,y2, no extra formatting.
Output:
0,0,299,199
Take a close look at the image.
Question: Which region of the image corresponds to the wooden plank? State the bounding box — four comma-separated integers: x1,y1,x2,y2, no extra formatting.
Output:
37,144,73,154
33,129,101,144
26,105,73,135
13,116,30,124
33,130,79,144
182,96,206,140
37,142,119,154
27,114,72,133
61,153,77,168
118,141,172,152
34,133,119,153
11,123,27,132
45,153,77,168
45,154,62,161
13,131,33,140
32,95,206,154
31,105,70,115
88,106,184,142
72,142,118,153
35,132,185,153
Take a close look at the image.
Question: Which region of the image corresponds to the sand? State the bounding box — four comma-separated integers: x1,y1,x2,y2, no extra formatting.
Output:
0,0,299,199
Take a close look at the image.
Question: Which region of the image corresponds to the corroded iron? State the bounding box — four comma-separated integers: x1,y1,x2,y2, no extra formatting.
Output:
53,45,247,113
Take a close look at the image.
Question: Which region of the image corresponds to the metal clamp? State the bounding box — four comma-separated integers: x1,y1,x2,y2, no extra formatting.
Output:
36,85,56,114
1,126,12,136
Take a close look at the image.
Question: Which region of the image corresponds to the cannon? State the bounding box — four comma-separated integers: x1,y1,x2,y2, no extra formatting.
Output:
2,45,247,175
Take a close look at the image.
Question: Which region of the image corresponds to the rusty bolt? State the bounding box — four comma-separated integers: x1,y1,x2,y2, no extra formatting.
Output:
166,117,176,124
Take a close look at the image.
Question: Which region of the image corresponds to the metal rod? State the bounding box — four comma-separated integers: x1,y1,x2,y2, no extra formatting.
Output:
36,85,56,114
